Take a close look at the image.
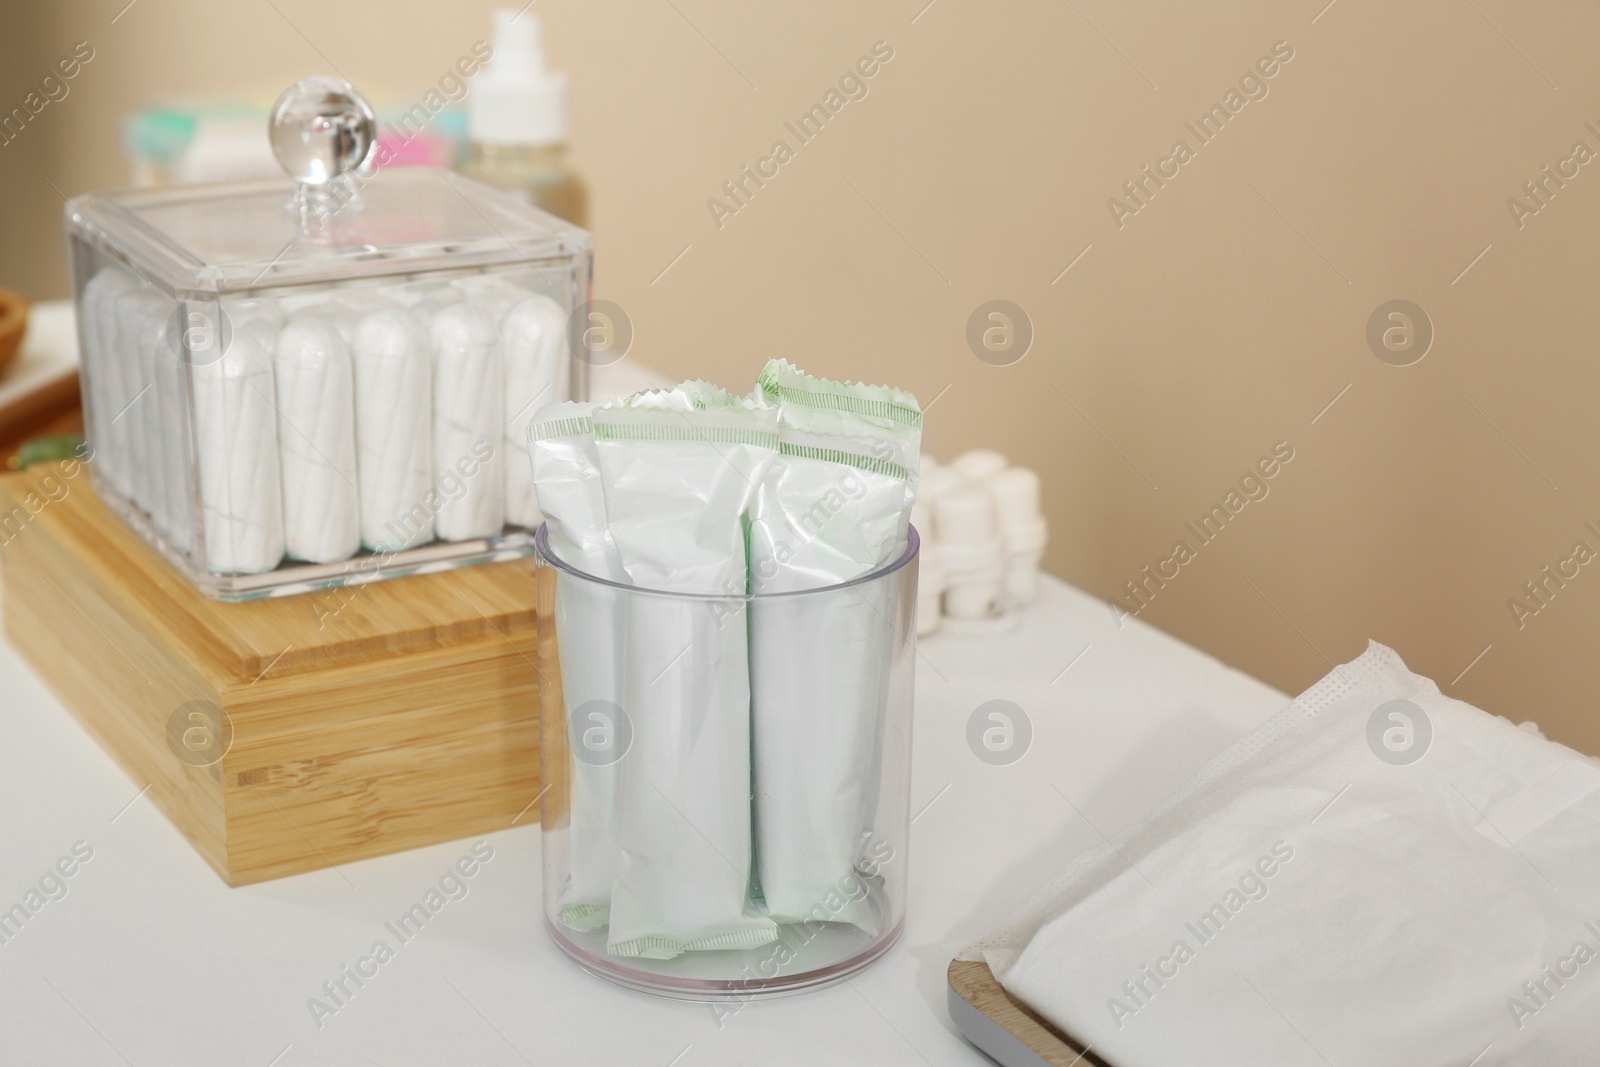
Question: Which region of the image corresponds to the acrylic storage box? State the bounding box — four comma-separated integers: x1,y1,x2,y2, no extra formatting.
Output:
64,78,592,600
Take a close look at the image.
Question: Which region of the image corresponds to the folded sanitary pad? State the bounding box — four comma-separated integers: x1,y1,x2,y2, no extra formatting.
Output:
592,387,781,958
748,360,922,932
528,401,626,932
967,642,1600,1067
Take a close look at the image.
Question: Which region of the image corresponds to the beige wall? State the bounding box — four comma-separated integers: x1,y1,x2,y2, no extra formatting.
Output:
5,0,1599,751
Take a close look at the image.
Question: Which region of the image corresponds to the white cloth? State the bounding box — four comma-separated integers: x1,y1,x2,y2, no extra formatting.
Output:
972,642,1600,1067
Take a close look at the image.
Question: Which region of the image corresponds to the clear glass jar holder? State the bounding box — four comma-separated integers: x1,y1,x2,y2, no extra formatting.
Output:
535,524,920,999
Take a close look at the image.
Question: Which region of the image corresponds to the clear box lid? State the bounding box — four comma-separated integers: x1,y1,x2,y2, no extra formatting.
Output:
66,79,590,298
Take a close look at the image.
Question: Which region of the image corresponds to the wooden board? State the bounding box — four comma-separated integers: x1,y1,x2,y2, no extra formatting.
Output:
948,959,1110,1067
0,461,541,885
0,300,83,461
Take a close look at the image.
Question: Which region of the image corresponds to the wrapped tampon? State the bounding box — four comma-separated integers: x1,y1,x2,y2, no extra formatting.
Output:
82,269,137,498
191,329,285,573
431,303,504,541
273,315,361,563
502,294,569,528
528,402,627,930
352,308,434,551
748,359,922,933
593,388,780,959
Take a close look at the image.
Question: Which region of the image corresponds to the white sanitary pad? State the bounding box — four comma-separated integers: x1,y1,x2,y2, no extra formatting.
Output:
747,360,922,932
591,387,781,959
969,642,1600,1067
527,401,626,931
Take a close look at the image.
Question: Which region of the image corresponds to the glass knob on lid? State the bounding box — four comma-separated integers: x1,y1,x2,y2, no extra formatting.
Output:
269,76,376,186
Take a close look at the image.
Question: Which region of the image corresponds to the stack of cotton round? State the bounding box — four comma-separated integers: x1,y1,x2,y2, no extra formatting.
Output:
936,485,1006,620
191,329,285,573
431,303,505,541
952,449,1007,483
916,547,949,635
352,309,434,551
910,458,960,542
912,459,961,636
501,294,568,528
919,460,966,507
990,467,1048,606
273,316,361,563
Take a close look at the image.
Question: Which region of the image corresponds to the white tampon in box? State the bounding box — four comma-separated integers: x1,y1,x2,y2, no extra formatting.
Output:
431,304,505,542
500,293,568,529
64,76,593,599
274,316,360,564
352,309,433,552
910,462,948,636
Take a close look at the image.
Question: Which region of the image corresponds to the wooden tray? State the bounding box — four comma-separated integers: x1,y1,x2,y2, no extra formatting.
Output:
948,959,1110,1067
0,461,541,885
0,300,81,459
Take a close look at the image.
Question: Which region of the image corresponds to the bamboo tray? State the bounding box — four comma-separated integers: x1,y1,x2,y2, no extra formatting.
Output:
0,461,542,885
949,959,1110,1067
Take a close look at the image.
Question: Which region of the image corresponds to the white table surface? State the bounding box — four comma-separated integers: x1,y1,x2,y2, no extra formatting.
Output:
0,316,1289,1063
0,561,1287,1066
